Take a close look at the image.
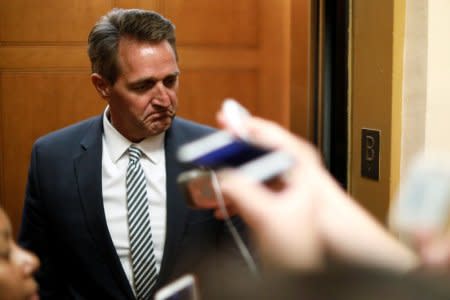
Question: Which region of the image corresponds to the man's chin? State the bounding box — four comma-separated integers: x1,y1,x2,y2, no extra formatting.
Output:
147,120,173,136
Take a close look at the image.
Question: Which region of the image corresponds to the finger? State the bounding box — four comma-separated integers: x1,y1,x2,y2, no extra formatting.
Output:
216,111,249,139
246,117,321,163
219,170,275,228
216,111,226,129
420,235,450,270
218,109,322,166
213,204,239,219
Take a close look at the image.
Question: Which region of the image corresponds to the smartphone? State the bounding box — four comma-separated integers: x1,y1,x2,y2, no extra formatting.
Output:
177,98,293,208
389,154,450,242
177,98,265,168
177,130,270,168
154,274,199,300
177,151,294,208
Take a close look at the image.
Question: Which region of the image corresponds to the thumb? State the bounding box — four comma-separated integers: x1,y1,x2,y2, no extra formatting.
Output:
219,170,274,229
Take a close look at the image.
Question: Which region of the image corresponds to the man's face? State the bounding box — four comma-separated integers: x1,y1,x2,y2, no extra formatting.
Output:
106,38,179,142
0,209,40,300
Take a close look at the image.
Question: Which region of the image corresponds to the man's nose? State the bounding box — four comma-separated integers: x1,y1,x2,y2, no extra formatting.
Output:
11,243,40,276
152,81,170,107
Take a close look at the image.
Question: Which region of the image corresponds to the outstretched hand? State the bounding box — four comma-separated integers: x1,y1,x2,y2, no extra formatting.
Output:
217,111,418,272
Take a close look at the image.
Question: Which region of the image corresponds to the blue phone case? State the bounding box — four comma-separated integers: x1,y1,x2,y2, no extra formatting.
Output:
190,139,269,168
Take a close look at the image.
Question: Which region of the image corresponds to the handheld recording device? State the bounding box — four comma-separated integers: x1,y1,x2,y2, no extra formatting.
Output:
177,150,294,208
177,98,266,169
177,130,270,169
176,99,294,208
389,154,450,241
154,274,199,300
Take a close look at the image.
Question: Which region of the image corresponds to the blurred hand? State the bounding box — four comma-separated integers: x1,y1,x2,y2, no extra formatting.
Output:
216,112,419,272
217,114,330,271
414,231,450,272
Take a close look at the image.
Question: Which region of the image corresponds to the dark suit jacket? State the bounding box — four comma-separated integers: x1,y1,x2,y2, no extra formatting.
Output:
19,115,246,300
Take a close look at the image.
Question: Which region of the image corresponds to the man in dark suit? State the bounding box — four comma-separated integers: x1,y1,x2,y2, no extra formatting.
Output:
18,8,245,300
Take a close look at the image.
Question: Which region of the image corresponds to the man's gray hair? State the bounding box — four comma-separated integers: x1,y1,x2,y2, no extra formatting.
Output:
88,8,177,84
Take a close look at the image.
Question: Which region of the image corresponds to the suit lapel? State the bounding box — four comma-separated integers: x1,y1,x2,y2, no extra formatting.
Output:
74,116,135,299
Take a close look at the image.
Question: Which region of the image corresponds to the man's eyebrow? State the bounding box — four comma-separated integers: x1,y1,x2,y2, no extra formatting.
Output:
0,229,10,240
128,71,180,86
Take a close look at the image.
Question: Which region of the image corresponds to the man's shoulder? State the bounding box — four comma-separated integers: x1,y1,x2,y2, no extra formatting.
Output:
165,117,216,149
171,117,216,136
34,115,102,148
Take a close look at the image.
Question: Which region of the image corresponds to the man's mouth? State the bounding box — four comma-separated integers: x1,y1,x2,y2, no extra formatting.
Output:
153,109,175,119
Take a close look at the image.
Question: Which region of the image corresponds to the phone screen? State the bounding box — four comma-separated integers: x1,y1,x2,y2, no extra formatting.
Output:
160,285,194,300
154,274,198,300
177,130,270,169
190,139,269,168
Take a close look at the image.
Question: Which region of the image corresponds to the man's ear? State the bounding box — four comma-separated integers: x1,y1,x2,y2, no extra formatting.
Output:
91,73,111,99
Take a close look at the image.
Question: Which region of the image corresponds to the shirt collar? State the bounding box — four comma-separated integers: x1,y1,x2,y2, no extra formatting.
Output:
102,106,165,164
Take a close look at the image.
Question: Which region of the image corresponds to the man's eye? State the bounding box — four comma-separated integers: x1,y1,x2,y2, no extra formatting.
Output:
0,251,9,260
133,86,147,91
132,81,155,92
163,76,177,88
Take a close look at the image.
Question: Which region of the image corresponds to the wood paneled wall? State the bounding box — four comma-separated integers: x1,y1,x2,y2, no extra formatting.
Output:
0,0,312,235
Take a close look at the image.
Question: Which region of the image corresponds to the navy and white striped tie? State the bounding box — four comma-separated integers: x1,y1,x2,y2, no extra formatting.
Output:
127,145,158,300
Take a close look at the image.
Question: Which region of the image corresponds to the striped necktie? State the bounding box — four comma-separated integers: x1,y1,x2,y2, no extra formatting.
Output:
126,145,158,299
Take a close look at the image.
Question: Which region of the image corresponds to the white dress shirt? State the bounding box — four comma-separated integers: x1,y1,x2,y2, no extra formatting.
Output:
101,107,166,290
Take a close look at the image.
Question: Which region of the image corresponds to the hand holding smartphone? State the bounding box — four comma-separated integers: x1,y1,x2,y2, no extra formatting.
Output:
389,154,450,243
178,151,294,208
177,99,266,168
177,99,294,209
